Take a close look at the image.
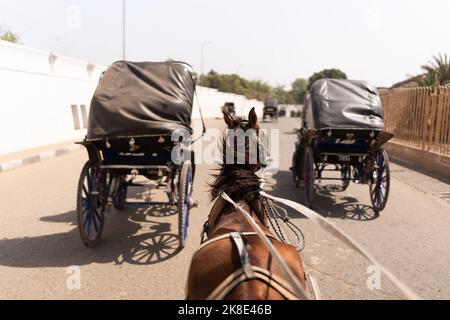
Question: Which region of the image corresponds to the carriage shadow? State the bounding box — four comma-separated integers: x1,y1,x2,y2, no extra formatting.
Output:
268,170,380,222
0,199,182,269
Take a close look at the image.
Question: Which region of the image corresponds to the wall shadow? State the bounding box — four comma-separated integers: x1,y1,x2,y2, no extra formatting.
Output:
268,170,379,222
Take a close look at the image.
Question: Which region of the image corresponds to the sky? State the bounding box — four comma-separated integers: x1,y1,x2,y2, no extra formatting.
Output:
1,0,450,88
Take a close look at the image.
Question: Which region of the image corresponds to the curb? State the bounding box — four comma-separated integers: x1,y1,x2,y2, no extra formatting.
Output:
0,144,82,173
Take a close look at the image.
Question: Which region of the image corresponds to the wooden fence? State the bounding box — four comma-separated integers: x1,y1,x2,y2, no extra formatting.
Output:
380,86,450,156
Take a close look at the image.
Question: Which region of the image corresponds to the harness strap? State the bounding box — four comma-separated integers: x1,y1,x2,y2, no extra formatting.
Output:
192,232,260,258
207,266,300,300
221,193,309,300
230,232,255,279
203,232,302,300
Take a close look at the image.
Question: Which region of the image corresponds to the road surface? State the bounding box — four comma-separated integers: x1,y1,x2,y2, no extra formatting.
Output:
0,118,449,299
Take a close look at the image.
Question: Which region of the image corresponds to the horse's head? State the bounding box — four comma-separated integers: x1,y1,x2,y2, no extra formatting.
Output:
210,107,266,202
221,107,265,172
208,107,268,232
223,107,260,132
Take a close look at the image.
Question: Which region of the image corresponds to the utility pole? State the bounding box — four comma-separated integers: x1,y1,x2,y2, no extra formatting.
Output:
122,0,126,60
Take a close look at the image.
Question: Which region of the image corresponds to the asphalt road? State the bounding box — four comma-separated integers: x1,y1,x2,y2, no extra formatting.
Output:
0,118,449,300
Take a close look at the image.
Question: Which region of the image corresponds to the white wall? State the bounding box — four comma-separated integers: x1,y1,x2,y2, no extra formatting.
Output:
0,41,106,155
193,86,264,120
0,41,264,156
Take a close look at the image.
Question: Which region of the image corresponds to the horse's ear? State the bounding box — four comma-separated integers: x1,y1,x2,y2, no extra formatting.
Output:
223,110,235,129
248,107,258,128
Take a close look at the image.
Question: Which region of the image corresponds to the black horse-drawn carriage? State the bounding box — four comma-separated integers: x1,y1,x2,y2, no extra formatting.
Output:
222,102,236,117
291,79,393,212
263,96,279,122
76,61,197,248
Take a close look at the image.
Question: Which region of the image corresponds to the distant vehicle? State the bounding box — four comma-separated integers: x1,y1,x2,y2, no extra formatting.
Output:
222,102,236,117
263,96,278,122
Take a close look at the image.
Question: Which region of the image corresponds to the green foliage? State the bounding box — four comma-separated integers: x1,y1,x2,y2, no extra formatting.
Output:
308,68,347,89
199,68,348,104
418,53,450,86
200,70,296,104
291,78,308,103
0,24,20,43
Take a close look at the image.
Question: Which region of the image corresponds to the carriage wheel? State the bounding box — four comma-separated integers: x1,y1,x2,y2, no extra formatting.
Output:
292,171,300,187
76,161,106,248
178,161,193,248
370,150,390,213
303,147,315,209
341,165,351,191
113,179,128,210
292,154,300,187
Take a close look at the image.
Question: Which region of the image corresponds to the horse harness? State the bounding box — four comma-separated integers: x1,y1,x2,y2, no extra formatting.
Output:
195,198,304,300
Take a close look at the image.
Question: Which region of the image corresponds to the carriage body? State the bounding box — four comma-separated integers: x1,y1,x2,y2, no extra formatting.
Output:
263,97,279,122
291,79,393,212
222,102,236,117
76,61,196,248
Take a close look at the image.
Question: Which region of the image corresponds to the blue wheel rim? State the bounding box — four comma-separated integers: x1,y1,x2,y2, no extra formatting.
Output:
304,149,314,206
80,166,104,241
371,151,388,209
182,171,192,241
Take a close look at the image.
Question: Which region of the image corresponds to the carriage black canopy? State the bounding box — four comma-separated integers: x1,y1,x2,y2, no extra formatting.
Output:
87,61,195,140
305,79,384,131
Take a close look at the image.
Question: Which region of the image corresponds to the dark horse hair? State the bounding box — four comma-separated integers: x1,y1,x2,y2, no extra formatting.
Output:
209,108,263,202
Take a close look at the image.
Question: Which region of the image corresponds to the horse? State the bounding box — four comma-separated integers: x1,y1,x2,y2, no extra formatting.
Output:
186,108,308,300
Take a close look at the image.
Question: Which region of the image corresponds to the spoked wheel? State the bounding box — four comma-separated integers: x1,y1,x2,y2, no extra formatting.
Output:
341,165,351,191
370,149,390,213
293,172,300,187
76,161,107,248
113,179,128,210
178,161,193,248
303,147,315,209
292,154,300,187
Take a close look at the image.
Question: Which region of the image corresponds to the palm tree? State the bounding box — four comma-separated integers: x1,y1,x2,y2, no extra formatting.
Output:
419,53,450,86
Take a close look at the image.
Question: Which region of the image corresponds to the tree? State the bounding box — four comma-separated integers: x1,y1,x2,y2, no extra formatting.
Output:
418,53,450,86
290,78,308,104
0,25,20,43
308,68,347,89
200,70,222,88
198,69,308,104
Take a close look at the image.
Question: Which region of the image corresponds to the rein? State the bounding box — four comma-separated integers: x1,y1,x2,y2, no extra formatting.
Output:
221,193,310,300
220,190,422,300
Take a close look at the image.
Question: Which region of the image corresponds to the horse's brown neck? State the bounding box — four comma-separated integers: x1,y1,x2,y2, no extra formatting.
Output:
209,198,267,238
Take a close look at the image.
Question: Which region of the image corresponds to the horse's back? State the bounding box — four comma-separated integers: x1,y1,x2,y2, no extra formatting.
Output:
186,234,306,300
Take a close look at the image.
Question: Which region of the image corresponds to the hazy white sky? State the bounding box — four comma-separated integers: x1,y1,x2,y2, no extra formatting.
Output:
1,0,450,88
